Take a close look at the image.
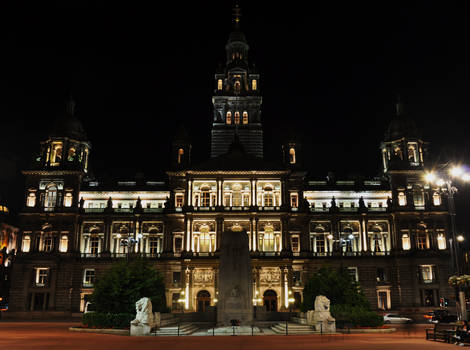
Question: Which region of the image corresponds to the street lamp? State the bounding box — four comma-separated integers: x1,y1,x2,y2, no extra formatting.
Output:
118,232,142,262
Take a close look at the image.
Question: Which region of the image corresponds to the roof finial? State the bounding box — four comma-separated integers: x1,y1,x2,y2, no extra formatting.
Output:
395,93,404,116
66,95,76,116
233,2,241,29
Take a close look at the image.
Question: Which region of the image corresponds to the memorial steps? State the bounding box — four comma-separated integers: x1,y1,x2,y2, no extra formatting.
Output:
270,322,317,335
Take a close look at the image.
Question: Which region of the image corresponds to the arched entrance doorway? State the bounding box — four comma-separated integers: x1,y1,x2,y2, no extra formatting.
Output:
196,290,211,312
263,290,277,311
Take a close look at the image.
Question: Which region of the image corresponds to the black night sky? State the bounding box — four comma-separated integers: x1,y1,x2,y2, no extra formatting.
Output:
2,2,470,230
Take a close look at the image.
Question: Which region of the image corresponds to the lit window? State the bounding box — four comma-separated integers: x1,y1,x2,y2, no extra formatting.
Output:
35,268,49,287
433,192,441,206
68,147,76,161
408,144,417,163
290,193,298,208
394,147,403,160
175,194,184,207
402,233,411,250
177,148,184,164
217,79,223,90
252,79,257,90
420,265,434,283
44,183,58,210
226,111,232,124
242,111,248,124
437,233,446,250
64,192,73,207
27,192,36,207
22,236,31,252
398,192,406,206
149,238,159,254
234,80,241,94
234,111,240,124
264,192,273,207
59,235,68,253
83,269,95,287
289,148,296,164
174,236,183,253
50,142,63,165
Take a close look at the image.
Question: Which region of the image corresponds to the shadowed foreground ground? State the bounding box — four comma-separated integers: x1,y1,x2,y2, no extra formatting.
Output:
0,322,455,350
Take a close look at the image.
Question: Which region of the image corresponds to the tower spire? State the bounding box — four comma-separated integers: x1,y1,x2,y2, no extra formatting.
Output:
395,93,404,116
233,2,241,29
66,95,76,116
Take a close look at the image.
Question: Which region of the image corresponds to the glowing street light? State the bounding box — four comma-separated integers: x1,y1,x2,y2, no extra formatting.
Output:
457,235,465,243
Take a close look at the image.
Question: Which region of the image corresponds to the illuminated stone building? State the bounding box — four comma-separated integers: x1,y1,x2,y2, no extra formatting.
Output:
8,7,454,316
0,198,18,310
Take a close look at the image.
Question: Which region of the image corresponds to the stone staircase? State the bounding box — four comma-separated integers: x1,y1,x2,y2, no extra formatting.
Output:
270,322,316,335
160,313,179,327
154,323,199,336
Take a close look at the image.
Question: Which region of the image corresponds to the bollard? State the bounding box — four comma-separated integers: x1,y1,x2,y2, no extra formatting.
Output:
177,322,180,336
286,320,288,336
251,324,254,336
232,325,235,336
213,325,215,336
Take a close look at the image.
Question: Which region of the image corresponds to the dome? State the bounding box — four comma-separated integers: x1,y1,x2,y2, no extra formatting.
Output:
384,100,420,141
228,29,247,44
51,98,87,141
385,116,419,141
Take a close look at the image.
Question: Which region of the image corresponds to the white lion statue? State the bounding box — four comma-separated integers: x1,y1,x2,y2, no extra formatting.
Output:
313,295,336,333
131,297,159,328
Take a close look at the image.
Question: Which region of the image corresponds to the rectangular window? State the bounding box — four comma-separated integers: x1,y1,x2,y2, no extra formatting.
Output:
59,235,68,253
291,235,300,253
43,236,53,252
376,267,388,282
201,192,210,207
174,237,183,253
175,194,184,208
83,269,95,287
347,267,358,282
35,268,49,287
420,265,435,284
224,194,231,207
90,237,100,254
293,271,301,286
290,193,298,208
437,231,446,250
316,235,325,253
149,238,159,254
417,232,428,250
173,271,181,285
401,232,411,250
421,289,437,307
22,235,31,252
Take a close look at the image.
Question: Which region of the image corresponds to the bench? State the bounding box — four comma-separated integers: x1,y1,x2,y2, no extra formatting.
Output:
425,323,461,343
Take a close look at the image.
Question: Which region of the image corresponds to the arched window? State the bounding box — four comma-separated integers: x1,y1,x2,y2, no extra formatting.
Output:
226,111,232,124
27,192,36,207
289,147,296,164
242,111,248,124
433,192,441,206
44,183,58,210
217,79,223,90
398,191,406,206
51,143,63,164
252,79,257,91
234,111,240,124
177,148,184,164
22,235,31,252
68,147,76,161
64,192,73,207
234,80,241,94
196,290,211,312
408,144,417,162
59,235,68,253
394,147,403,160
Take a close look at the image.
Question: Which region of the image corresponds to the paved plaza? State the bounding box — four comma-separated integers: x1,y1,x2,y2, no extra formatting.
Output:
0,322,456,350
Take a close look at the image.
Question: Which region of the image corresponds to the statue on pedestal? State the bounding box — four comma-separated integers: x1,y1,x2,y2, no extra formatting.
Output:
130,297,160,336
313,295,336,333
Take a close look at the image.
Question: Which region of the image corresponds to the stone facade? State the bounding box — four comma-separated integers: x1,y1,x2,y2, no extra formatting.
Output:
7,7,455,318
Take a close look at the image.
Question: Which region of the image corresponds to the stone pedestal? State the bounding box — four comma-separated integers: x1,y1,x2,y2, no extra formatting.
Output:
313,312,336,333
217,229,253,326
130,323,152,336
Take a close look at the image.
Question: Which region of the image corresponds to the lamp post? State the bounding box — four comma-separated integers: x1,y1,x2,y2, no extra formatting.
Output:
425,165,469,319
118,232,142,262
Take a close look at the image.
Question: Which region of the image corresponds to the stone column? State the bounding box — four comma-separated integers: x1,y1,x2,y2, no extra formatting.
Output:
255,217,259,252
216,216,223,251
281,216,291,252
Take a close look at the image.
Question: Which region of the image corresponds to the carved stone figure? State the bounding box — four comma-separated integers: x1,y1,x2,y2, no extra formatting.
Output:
313,295,336,333
130,297,160,336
